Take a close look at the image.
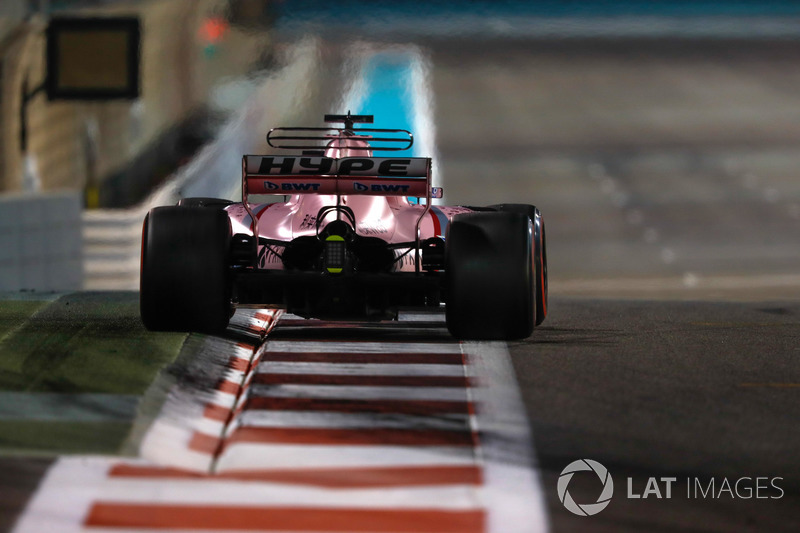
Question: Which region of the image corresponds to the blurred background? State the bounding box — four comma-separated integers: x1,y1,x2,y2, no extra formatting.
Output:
1,0,799,299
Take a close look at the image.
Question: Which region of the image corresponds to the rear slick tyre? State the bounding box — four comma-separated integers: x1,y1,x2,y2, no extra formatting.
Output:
445,212,535,340
489,204,548,325
140,206,232,333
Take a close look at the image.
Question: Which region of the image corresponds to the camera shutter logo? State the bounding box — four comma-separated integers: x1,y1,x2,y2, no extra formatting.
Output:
557,459,614,516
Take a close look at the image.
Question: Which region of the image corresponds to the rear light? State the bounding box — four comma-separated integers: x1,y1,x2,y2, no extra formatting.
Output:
324,235,346,274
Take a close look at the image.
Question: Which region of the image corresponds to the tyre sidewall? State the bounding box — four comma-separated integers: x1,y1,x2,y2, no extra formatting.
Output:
445,212,534,340
140,206,231,333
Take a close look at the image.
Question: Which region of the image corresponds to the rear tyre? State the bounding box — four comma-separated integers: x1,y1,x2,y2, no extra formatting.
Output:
445,212,534,340
489,204,548,325
140,206,232,333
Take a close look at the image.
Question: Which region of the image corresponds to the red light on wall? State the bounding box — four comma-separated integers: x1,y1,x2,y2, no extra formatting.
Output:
199,17,229,43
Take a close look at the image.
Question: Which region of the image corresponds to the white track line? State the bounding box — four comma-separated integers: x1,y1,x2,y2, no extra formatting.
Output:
247,384,470,401
215,443,478,470
237,410,472,430
12,456,111,533
264,340,462,353
256,361,467,376
464,342,549,533
71,479,484,509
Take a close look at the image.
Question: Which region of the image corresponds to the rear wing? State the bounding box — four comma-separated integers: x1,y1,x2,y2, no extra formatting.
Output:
241,155,437,272
242,155,431,197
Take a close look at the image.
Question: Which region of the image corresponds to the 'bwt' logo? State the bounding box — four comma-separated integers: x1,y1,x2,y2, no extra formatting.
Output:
557,459,614,516
352,182,411,193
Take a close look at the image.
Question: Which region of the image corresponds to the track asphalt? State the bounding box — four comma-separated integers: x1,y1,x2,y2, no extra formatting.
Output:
511,298,800,532
431,38,800,531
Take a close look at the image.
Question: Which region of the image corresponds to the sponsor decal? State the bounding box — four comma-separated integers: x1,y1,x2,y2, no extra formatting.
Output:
258,156,334,175
250,156,428,178
353,182,411,194
359,222,389,235
339,158,415,177
299,214,317,230
263,181,321,192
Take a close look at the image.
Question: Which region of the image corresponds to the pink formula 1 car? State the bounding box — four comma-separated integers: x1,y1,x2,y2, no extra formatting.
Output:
140,114,547,340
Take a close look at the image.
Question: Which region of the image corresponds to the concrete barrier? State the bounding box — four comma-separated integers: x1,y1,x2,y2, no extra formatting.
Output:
0,191,83,291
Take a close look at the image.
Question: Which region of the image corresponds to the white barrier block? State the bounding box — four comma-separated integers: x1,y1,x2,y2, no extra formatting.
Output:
0,192,83,291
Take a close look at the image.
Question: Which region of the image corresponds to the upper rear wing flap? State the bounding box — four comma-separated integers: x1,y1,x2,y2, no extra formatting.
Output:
243,155,434,198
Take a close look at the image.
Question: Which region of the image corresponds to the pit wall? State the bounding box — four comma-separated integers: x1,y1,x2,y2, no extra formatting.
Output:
0,0,272,201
